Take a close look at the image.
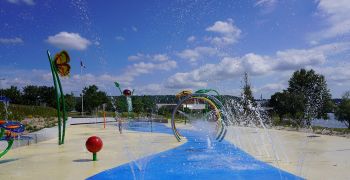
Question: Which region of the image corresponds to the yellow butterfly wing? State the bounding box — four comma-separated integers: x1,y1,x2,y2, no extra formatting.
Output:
54,50,71,77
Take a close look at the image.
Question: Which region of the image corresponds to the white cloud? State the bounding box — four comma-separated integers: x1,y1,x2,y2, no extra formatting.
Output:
187,36,196,43
132,26,138,32
0,37,23,44
167,42,350,89
309,40,319,45
115,36,125,41
166,72,208,89
153,54,169,62
128,53,144,61
136,84,164,95
205,19,241,46
71,73,130,91
128,53,171,62
315,63,350,84
275,42,350,70
121,60,177,83
166,57,243,89
0,67,132,95
312,0,350,40
123,53,177,83
259,82,286,94
46,32,91,50
6,0,34,5
206,19,239,34
241,53,273,75
177,46,218,63
274,49,326,70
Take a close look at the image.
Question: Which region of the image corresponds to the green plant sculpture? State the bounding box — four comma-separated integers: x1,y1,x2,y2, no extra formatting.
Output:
47,50,70,145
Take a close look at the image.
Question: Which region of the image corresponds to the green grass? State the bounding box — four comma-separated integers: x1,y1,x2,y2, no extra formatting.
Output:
312,126,350,134
0,103,58,132
270,114,349,134
0,103,56,121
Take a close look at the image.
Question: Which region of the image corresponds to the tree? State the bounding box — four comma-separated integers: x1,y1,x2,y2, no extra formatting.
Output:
22,85,40,105
241,72,256,114
335,91,350,129
38,86,56,107
269,90,305,126
142,96,156,114
270,69,333,126
0,86,22,104
288,69,332,124
158,105,173,117
64,93,76,112
113,96,128,113
82,85,109,113
22,85,56,107
132,96,144,113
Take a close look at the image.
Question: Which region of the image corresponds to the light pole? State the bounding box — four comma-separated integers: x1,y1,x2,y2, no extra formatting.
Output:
37,95,41,106
81,90,84,116
81,66,84,116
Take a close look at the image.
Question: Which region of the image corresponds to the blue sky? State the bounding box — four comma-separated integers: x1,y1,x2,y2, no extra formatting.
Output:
0,0,350,98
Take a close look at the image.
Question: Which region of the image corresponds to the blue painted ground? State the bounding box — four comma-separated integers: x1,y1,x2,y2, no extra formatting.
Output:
88,122,302,180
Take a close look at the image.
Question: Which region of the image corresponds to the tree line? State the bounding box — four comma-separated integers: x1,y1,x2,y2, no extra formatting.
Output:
1,68,349,129
0,85,76,111
266,69,349,129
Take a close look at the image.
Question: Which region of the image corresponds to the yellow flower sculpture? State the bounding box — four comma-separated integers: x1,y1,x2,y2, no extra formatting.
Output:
54,50,71,77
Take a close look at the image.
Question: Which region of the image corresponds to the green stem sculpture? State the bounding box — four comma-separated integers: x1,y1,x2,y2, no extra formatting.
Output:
47,50,68,145
0,139,14,158
195,88,223,102
195,89,220,96
114,82,123,95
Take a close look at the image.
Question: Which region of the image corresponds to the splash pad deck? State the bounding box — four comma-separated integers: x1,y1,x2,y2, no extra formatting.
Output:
1,119,348,179
0,122,182,179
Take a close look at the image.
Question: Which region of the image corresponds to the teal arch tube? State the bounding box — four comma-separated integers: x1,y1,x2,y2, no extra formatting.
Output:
171,93,231,142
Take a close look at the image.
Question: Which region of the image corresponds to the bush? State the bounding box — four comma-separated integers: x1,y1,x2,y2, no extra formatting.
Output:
0,103,57,121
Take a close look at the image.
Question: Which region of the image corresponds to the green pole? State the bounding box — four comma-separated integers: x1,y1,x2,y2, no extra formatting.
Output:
93,152,97,161
53,68,67,144
47,50,62,145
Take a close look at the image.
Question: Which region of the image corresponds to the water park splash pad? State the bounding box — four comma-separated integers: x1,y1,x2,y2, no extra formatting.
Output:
86,89,302,179
0,66,347,180
88,123,301,179
1,1,350,179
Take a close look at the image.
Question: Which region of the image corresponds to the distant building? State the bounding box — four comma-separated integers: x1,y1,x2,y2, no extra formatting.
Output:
156,103,206,110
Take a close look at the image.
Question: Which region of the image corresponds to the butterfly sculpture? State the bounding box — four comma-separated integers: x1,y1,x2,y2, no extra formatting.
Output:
54,50,71,77
47,50,70,145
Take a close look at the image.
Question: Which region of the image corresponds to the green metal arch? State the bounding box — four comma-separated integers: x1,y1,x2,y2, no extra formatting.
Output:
171,93,231,142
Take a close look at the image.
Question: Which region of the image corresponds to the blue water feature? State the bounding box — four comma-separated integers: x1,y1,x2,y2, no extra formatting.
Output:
88,122,302,180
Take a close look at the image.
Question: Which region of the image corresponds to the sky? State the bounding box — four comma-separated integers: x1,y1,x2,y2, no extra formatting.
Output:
0,0,350,98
